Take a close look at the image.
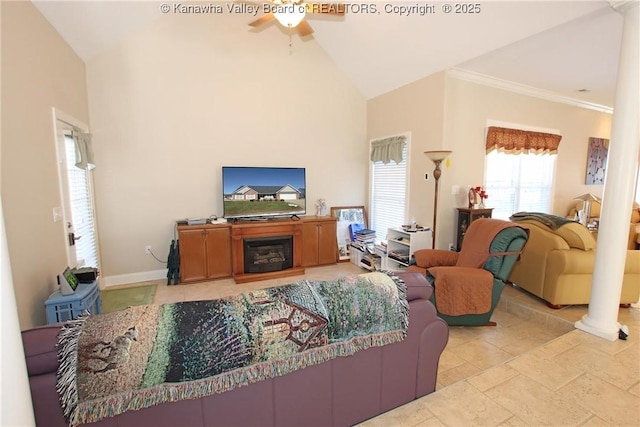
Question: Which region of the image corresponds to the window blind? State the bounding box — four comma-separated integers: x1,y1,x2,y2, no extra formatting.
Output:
64,134,99,268
485,150,556,220
371,141,408,242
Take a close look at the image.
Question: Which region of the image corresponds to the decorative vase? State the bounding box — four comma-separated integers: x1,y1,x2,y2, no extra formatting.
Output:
479,198,485,208
316,199,327,216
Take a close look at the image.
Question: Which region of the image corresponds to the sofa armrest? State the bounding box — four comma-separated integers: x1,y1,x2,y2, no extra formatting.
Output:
547,248,640,276
624,250,640,273
396,271,433,301
547,249,596,277
413,249,458,269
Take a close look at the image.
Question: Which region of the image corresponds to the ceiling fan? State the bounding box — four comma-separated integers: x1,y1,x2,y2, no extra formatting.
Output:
249,1,346,37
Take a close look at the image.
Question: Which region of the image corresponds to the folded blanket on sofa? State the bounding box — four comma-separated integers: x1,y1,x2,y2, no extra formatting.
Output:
56,271,408,426
510,211,576,230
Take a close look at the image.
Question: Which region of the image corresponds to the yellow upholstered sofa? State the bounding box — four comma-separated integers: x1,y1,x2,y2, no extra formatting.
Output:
508,218,640,308
568,200,640,249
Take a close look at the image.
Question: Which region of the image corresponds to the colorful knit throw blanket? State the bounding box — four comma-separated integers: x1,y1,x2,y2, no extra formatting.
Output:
56,271,408,426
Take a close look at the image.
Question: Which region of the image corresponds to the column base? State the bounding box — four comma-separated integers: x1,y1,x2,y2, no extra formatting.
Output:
574,315,620,342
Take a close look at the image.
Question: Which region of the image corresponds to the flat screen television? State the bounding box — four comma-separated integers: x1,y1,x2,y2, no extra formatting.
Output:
222,166,306,219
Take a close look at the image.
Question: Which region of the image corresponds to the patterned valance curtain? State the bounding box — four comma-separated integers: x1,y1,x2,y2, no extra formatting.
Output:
72,130,95,170
485,126,562,154
370,136,407,164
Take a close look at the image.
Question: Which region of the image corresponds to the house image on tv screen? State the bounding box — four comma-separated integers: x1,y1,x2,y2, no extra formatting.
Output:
230,185,302,201
224,184,306,218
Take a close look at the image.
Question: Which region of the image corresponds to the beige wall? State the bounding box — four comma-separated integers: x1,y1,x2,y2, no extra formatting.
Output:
442,76,613,247
1,1,90,328
85,12,367,280
367,72,447,234
367,72,613,250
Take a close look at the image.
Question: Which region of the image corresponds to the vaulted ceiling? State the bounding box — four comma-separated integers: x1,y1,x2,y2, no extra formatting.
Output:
32,1,622,108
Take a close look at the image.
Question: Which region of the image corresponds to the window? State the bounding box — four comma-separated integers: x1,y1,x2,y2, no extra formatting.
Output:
485,150,556,219
484,123,561,220
370,136,409,242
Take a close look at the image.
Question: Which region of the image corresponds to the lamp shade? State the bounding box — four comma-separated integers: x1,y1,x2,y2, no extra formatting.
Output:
424,150,452,163
274,4,306,28
574,193,601,202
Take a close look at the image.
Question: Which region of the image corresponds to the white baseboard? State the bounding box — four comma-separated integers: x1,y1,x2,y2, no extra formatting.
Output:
102,269,168,288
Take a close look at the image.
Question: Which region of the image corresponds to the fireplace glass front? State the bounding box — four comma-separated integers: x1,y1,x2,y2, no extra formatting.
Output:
243,235,293,274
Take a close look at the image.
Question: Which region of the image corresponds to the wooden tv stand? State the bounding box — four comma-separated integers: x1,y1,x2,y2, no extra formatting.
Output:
176,216,337,284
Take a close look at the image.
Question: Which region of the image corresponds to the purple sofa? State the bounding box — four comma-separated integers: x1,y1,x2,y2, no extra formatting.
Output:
22,272,448,427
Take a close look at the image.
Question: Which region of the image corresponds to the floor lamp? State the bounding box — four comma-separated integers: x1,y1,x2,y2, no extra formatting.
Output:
424,150,452,249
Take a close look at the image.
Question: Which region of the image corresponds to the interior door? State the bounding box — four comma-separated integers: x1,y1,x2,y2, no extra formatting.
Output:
54,117,100,270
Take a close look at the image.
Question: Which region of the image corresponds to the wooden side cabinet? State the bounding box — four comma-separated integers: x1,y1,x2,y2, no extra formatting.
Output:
177,224,232,283
301,216,338,267
456,208,493,250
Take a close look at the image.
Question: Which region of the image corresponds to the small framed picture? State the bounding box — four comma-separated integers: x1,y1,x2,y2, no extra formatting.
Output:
330,206,368,261
59,266,80,295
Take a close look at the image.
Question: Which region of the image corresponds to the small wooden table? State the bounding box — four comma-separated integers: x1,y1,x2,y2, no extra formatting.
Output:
456,208,493,250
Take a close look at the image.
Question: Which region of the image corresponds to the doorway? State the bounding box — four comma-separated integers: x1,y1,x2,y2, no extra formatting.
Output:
53,111,100,270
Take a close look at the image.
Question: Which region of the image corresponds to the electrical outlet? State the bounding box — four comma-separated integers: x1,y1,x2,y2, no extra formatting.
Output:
145,245,152,255
448,243,456,251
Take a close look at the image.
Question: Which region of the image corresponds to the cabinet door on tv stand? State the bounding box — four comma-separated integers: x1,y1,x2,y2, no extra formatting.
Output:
204,227,232,279
178,228,208,283
317,220,337,265
302,218,337,267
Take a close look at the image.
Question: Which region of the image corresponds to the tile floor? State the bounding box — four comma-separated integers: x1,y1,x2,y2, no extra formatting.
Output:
132,263,639,426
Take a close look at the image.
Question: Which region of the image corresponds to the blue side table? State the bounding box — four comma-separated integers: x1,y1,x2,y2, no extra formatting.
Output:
45,280,102,324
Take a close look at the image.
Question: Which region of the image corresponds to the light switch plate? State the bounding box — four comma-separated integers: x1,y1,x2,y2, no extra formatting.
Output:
53,207,62,222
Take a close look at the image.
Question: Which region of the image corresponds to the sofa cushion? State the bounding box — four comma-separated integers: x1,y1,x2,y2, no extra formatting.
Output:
555,223,596,250
22,325,62,376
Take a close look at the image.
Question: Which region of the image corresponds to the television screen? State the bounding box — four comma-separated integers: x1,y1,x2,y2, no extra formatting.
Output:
222,166,306,219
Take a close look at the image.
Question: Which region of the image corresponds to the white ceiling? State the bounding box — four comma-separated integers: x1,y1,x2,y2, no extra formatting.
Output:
32,1,622,108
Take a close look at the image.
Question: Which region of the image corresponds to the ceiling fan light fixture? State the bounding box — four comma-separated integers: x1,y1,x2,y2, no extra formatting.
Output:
274,4,306,28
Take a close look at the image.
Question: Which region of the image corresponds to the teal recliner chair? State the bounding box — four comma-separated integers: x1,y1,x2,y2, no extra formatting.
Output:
408,218,529,326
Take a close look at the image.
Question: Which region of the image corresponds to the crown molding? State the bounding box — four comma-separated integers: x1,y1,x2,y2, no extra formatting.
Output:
609,1,639,14
447,68,614,115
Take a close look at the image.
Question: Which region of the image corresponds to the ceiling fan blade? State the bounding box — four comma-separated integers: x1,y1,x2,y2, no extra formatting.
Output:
249,13,275,28
297,19,314,36
305,3,346,15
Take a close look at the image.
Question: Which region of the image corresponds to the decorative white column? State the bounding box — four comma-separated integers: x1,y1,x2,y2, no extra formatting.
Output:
575,1,640,340
1,200,36,426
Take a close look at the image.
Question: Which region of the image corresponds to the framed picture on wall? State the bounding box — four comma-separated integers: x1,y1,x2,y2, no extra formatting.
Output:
585,137,609,185
330,206,368,261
